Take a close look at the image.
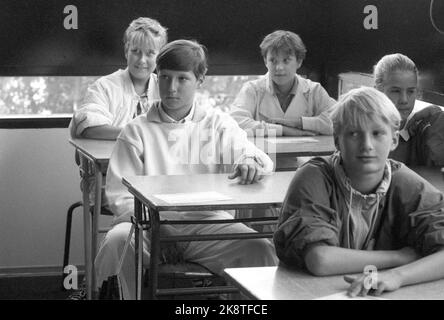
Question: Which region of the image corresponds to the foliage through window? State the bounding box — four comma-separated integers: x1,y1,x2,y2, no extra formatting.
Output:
0,75,261,117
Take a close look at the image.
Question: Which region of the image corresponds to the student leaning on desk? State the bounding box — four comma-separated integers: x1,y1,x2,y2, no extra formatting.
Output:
95,39,278,300
69,17,168,140
274,87,444,298
374,53,444,166
229,30,336,138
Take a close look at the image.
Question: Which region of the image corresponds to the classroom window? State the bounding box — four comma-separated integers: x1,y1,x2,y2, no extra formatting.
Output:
0,75,260,126
0,76,98,117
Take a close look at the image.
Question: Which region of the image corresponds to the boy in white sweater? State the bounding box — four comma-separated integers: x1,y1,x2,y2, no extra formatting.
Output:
95,39,278,299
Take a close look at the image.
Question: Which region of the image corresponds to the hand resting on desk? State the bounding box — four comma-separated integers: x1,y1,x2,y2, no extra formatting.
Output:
344,269,402,298
269,117,303,129
228,157,266,185
282,126,316,137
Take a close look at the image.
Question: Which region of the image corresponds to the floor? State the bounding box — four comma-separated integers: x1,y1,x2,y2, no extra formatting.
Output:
0,275,71,300
0,274,229,300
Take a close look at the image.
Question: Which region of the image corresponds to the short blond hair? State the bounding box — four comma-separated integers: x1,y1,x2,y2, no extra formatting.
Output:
123,17,167,54
331,87,401,135
373,53,418,90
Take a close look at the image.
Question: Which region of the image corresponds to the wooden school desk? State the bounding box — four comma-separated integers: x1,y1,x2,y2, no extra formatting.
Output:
69,138,115,299
253,135,335,171
224,265,444,300
260,135,336,157
122,172,294,300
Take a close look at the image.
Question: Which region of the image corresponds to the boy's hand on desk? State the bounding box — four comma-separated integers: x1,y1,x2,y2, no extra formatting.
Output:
228,158,264,185
344,269,402,298
282,126,316,137
269,117,302,129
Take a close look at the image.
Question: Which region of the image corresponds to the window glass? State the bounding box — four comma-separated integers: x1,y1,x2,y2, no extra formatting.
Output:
0,75,261,117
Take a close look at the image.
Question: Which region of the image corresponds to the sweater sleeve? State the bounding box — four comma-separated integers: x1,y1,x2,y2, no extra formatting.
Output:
391,167,444,255
230,82,283,137
71,79,115,137
217,112,274,174
301,83,336,135
105,125,144,225
273,161,340,268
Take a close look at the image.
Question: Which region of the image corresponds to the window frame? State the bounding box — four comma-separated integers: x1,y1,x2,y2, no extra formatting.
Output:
0,116,71,129
0,66,265,129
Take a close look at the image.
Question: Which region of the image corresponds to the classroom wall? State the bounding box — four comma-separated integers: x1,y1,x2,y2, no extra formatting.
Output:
0,0,328,76
0,129,110,273
324,0,444,103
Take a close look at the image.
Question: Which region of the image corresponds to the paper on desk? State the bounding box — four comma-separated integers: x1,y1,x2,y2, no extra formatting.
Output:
154,191,232,204
315,291,387,300
269,137,319,144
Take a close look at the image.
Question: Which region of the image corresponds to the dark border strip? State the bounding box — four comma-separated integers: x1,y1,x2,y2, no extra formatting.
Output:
0,117,71,129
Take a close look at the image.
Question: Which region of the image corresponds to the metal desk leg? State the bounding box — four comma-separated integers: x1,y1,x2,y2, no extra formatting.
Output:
80,157,93,300
91,165,102,298
134,198,143,300
147,207,160,300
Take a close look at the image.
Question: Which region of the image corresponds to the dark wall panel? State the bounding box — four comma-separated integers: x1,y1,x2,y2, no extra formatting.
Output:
0,0,443,102
324,0,444,102
0,0,327,76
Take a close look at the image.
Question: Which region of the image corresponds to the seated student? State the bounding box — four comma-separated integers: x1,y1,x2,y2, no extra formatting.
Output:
95,39,278,299
274,87,444,297
69,17,167,139
374,53,444,166
230,30,336,138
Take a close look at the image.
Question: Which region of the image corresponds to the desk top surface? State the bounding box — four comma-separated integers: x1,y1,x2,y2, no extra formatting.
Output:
69,138,115,162
122,172,295,211
262,136,335,156
224,266,444,300
69,136,335,160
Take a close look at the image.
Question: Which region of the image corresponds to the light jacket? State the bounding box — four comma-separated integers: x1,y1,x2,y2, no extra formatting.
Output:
230,74,336,136
274,154,444,269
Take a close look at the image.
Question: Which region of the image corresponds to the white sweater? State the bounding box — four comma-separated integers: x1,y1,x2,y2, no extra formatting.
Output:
69,68,159,138
106,101,274,225
230,73,336,136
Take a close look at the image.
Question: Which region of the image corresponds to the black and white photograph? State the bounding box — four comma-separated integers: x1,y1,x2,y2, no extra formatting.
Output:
0,0,444,311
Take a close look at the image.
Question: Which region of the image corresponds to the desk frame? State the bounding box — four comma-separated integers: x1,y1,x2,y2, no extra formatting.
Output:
123,172,293,300
69,139,113,300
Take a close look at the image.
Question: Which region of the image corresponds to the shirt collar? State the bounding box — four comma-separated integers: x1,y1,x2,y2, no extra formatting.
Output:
399,109,416,141
332,152,392,199
265,73,310,96
146,101,207,123
158,102,195,123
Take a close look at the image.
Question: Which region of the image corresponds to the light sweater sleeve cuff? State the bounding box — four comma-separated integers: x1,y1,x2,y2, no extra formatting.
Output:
266,123,283,137
74,113,113,137
301,116,317,132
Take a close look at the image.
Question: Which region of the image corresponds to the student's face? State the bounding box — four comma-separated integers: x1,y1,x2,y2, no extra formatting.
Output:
158,69,202,119
126,43,158,84
335,118,398,178
264,50,301,87
380,71,417,126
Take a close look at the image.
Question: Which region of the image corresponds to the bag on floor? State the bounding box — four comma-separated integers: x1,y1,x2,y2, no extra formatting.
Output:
98,223,135,300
